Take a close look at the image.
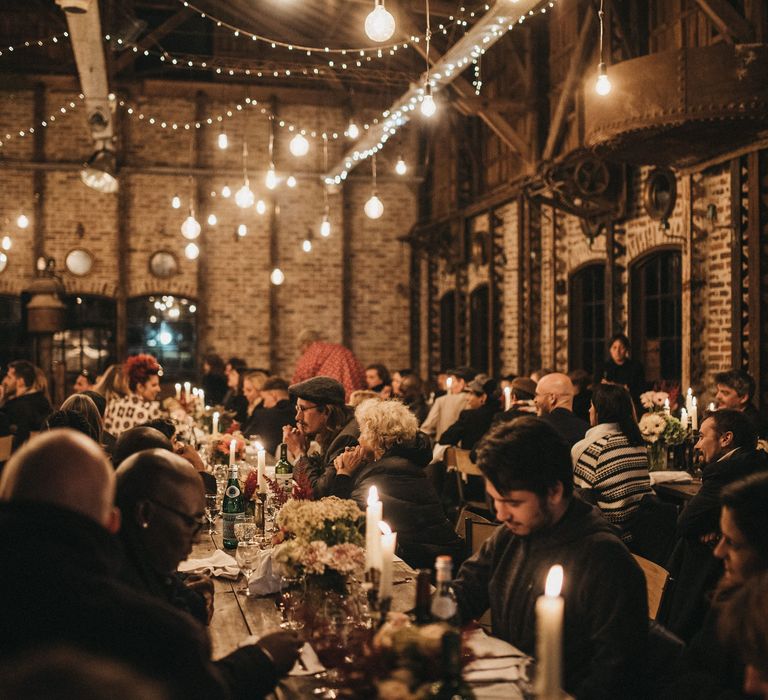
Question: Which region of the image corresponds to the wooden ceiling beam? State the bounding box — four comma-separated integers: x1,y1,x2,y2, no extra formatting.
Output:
694,0,755,44
113,6,193,73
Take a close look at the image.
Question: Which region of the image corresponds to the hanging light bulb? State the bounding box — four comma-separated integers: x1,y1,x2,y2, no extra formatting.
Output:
346,120,360,139
181,214,201,240
286,175,297,188
256,199,267,215
364,194,384,219
395,156,407,175
235,184,255,208
16,214,29,229
270,267,285,285
421,84,437,117
237,224,248,237
171,194,181,209
595,2,611,96
184,242,200,260
302,238,312,253
207,213,217,226
365,0,395,42
265,165,278,190
221,185,231,198
595,62,611,96
1,236,12,251
217,129,228,150
289,133,309,157
320,215,331,238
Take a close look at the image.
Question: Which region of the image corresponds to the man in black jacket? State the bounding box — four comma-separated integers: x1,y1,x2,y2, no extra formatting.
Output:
664,409,768,641
0,430,300,700
283,376,359,497
452,417,648,700
0,360,52,450
534,372,589,447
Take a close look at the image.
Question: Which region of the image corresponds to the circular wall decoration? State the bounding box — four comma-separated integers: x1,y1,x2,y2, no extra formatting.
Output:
65,248,94,277
643,168,677,221
149,250,178,279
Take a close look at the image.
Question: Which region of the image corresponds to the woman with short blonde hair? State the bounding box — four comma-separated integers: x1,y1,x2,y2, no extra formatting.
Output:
330,398,463,569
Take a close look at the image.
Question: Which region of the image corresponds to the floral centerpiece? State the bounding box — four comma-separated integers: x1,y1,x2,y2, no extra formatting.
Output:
208,428,246,464
638,391,687,471
272,497,365,593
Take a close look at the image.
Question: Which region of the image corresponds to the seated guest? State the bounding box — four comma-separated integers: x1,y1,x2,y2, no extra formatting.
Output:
391,368,413,398
57,393,104,443
421,367,476,442
0,430,301,699
72,369,94,394
284,376,359,497
572,383,653,541
715,368,768,439
220,357,246,405
103,355,165,437
439,376,500,451
0,360,52,450
601,333,645,405
45,410,98,443
452,417,648,700
93,363,128,401
223,361,249,426
112,426,174,467
493,376,537,424
349,390,381,407
364,363,392,397
720,572,768,699
331,399,464,569
399,373,429,424
530,367,553,383
242,370,268,427
115,449,214,625
242,377,295,455
201,353,228,406
82,388,116,453
569,368,593,424
534,372,589,447
292,329,366,402
662,472,768,699
665,410,768,642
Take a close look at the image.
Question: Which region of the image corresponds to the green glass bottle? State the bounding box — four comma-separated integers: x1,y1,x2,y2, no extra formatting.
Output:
274,442,293,499
426,630,475,699
221,462,244,550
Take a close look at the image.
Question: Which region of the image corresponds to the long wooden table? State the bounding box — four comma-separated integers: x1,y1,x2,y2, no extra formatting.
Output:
654,478,702,507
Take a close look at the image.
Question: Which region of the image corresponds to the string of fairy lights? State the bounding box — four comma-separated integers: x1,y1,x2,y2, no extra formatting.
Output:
0,1,621,285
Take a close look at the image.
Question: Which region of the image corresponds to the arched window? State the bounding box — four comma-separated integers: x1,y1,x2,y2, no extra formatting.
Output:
630,250,681,383
469,284,490,373
569,264,606,376
439,291,456,371
127,295,197,374
0,294,26,368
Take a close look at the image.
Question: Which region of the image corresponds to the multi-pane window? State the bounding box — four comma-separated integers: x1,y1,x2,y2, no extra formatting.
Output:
439,291,456,371
469,284,490,374
569,264,606,377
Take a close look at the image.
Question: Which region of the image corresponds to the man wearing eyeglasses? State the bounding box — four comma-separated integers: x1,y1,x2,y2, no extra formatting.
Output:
283,376,359,497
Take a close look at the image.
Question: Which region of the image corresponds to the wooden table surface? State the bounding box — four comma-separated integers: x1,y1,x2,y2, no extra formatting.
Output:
654,478,702,504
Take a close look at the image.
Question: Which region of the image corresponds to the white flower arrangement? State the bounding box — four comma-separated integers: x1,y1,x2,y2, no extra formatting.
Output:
639,411,686,447
640,391,669,411
272,497,365,578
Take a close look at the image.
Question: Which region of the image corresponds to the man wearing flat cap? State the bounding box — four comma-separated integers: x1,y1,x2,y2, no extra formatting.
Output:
282,376,359,497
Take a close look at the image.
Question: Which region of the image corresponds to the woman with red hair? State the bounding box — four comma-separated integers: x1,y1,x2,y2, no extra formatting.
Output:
103,355,165,437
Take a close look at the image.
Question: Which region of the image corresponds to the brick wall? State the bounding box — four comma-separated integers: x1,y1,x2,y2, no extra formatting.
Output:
0,85,417,380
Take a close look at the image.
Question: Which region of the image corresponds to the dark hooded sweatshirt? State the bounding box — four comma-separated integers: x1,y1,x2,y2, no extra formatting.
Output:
452,496,648,700
332,432,465,569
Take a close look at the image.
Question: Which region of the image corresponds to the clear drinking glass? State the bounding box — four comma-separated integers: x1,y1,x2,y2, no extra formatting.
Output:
204,494,220,535
233,514,257,543
235,541,260,595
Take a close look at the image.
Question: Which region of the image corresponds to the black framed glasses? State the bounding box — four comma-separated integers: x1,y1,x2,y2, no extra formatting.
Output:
296,403,321,415
149,499,206,533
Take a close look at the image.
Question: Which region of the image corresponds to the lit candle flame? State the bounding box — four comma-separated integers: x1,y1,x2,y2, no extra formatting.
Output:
379,521,392,536
368,485,379,506
545,565,563,597
252,440,264,451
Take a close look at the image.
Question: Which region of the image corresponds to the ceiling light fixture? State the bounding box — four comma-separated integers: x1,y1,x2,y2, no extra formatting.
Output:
364,154,384,219
235,141,255,208
365,0,396,43
395,155,407,175
17,214,29,229
81,148,118,193
266,116,279,190
595,0,611,96
180,174,201,240
320,134,332,237
420,0,437,118
289,132,309,157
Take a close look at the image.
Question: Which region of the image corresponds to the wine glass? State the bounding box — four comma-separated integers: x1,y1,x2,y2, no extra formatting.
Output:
277,575,305,633
204,494,220,535
235,541,260,595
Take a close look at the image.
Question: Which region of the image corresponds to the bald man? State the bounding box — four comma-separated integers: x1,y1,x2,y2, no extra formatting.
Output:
534,372,589,447
0,430,298,700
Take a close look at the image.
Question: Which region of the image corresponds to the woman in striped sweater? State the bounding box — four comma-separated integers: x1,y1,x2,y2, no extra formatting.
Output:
571,383,652,541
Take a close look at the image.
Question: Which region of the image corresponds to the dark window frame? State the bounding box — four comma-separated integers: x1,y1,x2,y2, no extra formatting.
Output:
568,262,606,377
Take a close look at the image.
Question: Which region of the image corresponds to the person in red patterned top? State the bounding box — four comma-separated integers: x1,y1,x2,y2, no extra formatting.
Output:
103,355,165,437
292,330,365,402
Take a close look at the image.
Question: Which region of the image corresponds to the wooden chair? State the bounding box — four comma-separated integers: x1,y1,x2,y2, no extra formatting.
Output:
633,553,670,620
0,435,12,462
464,513,500,555
444,447,487,515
